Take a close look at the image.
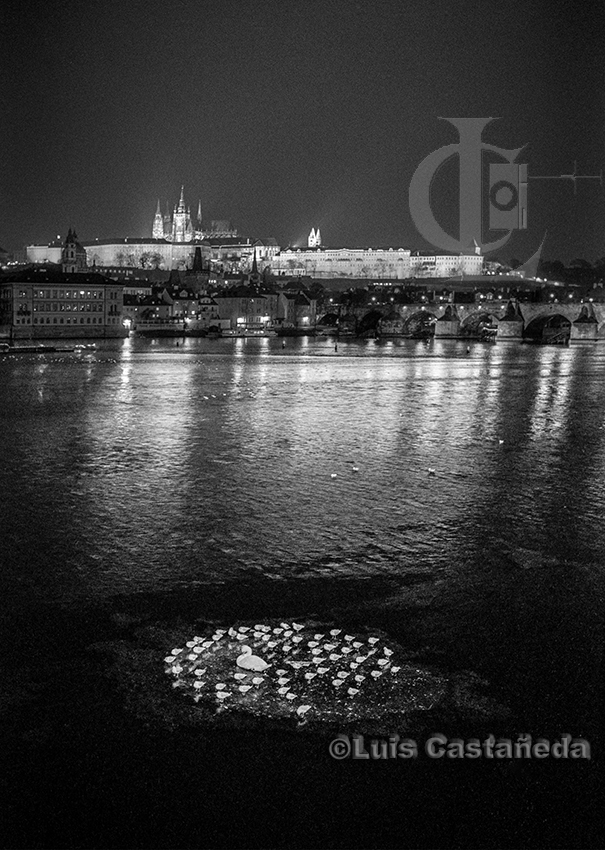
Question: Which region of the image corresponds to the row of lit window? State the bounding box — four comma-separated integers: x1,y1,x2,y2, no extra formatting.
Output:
289,250,409,256
33,303,104,312
12,317,121,325
11,289,120,299
34,317,105,325
33,289,105,299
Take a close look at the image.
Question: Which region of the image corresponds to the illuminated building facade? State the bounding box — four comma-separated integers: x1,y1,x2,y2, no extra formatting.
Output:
0,265,126,339
271,246,412,279
272,242,483,280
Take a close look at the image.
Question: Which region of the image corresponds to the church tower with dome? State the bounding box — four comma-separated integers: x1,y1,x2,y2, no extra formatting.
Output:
61,228,87,273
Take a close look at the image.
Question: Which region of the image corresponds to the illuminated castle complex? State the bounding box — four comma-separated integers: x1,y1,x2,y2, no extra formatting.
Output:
26,188,275,271
152,187,238,242
24,197,481,279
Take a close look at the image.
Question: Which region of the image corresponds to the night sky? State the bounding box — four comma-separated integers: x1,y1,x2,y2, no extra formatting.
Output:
3,0,604,262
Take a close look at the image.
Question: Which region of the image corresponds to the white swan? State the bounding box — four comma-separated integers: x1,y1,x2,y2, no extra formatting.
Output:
236,645,270,672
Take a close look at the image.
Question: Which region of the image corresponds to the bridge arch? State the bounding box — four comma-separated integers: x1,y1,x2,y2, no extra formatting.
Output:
401,309,438,337
523,312,571,344
459,310,500,338
357,309,384,336
318,311,340,326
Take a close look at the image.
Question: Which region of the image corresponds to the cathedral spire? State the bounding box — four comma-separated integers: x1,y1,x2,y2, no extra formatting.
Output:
163,200,172,240
152,198,165,239
197,199,202,228
172,186,194,243
308,227,322,247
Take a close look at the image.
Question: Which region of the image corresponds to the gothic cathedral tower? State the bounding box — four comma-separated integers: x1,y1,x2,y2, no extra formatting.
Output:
171,186,194,243
152,200,164,239
163,201,172,239
308,227,322,247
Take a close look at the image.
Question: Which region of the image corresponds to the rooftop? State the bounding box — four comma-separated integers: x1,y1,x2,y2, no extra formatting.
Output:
1,264,118,285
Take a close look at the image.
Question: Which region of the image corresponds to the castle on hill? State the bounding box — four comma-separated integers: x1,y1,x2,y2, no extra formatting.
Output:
23,191,481,280
25,188,277,272
152,187,238,242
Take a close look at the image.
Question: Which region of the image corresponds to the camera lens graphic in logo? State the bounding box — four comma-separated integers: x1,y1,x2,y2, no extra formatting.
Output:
489,163,527,230
490,181,518,211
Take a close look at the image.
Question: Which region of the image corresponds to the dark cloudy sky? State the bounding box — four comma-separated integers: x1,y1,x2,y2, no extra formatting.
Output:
2,0,604,262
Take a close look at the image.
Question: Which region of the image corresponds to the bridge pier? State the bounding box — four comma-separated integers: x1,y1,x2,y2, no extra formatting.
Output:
433,305,461,338
496,300,524,340
496,320,524,340
570,304,599,343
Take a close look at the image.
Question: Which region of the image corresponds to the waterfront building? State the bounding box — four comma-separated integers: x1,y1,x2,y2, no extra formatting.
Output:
123,281,221,333
122,293,172,328
194,294,221,328
213,284,279,331
277,290,317,329
0,265,126,339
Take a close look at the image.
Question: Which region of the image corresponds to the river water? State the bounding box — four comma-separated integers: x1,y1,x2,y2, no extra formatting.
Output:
1,336,603,848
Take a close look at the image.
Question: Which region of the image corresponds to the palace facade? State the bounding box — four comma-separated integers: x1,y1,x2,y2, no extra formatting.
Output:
269,229,482,280
270,230,483,280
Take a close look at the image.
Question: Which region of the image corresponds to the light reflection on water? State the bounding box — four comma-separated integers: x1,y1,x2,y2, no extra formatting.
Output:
1,336,604,729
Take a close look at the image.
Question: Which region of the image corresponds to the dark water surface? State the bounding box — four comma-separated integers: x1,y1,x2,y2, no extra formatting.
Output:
1,336,603,848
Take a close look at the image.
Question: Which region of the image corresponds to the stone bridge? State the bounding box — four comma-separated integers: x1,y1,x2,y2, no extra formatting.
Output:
319,301,605,343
